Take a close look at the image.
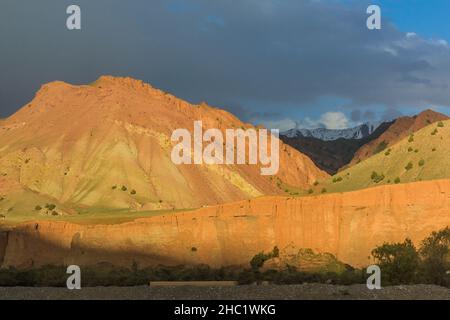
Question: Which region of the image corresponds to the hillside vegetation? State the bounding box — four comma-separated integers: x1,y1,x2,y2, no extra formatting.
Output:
318,119,450,194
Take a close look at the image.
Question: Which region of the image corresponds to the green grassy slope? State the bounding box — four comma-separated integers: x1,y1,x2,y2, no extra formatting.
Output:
314,119,450,194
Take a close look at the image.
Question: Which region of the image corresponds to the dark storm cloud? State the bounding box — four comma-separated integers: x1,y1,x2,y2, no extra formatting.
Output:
1,0,450,119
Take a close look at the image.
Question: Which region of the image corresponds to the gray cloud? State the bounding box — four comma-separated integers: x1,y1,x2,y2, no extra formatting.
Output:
1,0,450,119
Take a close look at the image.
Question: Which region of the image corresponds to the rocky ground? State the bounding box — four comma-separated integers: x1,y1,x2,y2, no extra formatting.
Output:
0,284,448,300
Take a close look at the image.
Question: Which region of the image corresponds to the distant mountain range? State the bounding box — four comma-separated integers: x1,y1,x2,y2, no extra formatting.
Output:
281,122,381,141
280,110,449,175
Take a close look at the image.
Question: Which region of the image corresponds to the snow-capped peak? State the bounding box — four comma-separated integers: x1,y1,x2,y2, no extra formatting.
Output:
281,122,381,141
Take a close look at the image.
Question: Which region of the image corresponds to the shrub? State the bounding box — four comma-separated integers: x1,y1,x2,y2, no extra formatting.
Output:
437,121,444,128
431,128,438,135
384,149,391,156
418,159,425,167
414,149,419,153
419,227,450,286
313,181,319,186
250,253,269,270
394,177,401,184
121,186,127,192
374,141,388,154
130,189,136,195
307,189,313,194
250,247,280,270
321,188,327,194
191,247,197,252
405,162,413,171
432,148,437,152
408,147,413,152
408,134,414,143
332,177,343,183
112,186,117,190
35,205,42,211
371,239,420,285
371,171,385,183
45,204,56,211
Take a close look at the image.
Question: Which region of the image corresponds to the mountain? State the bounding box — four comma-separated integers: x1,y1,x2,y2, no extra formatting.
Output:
282,122,381,141
319,118,450,194
281,122,393,174
347,109,449,167
0,76,327,216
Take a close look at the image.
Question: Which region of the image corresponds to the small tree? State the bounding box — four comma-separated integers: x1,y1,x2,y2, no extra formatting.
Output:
250,247,280,270
419,227,450,286
371,239,419,285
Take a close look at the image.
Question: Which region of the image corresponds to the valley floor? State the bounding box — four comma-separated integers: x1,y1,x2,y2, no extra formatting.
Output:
0,284,448,300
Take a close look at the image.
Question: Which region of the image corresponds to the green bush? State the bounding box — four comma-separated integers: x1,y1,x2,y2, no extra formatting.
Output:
121,186,127,192
431,128,438,135
394,177,401,184
437,121,444,128
35,205,42,211
408,134,414,143
130,189,137,195
250,247,280,270
371,171,385,183
332,177,343,183
374,141,388,154
321,188,327,193
371,239,420,285
418,159,425,167
419,227,450,286
405,162,413,171
45,204,56,211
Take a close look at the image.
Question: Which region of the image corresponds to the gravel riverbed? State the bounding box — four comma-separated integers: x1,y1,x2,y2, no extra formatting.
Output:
0,284,449,300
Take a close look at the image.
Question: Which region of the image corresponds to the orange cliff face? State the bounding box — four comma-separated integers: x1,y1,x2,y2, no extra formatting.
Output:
0,76,327,210
1,179,449,269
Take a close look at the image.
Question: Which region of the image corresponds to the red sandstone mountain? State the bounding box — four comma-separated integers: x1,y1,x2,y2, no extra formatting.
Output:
0,76,327,213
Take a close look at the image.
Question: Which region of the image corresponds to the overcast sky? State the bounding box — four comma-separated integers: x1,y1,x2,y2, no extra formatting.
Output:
1,0,450,130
